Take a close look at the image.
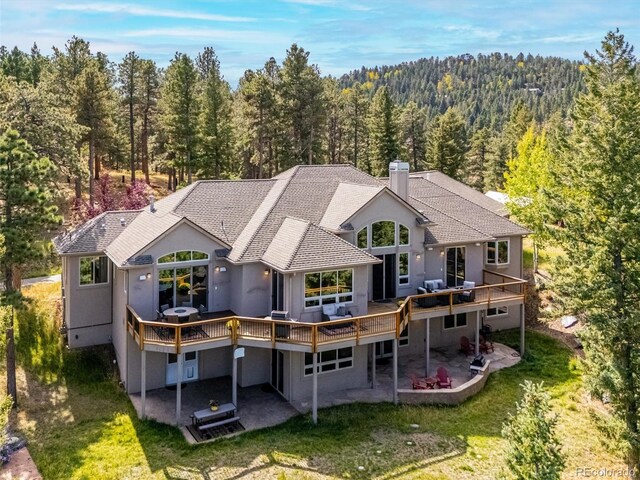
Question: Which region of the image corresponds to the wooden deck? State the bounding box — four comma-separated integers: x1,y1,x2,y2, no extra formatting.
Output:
127,270,526,354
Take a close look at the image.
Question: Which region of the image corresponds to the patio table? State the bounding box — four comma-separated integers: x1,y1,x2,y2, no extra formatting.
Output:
163,307,198,322
191,402,236,425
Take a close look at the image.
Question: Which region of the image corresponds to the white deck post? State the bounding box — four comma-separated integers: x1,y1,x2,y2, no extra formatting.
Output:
392,338,398,405
424,318,430,377
520,303,526,355
176,352,182,426
312,353,318,424
232,348,238,407
140,350,146,419
475,311,480,355
371,343,376,388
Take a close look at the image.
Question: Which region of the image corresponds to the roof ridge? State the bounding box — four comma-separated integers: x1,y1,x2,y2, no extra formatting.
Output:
285,217,312,270
423,176,522,232
232,176,294,260
56,210,141,253
166,182,200,214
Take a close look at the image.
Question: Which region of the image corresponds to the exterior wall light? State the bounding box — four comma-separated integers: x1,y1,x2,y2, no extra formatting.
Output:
264,268,270,276
215,266,220,272
427,247,433,251
440,249,445,257
146,273,151,279
416,254,421,260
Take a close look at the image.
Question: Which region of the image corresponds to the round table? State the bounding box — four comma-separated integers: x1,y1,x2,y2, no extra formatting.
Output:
163,307,198,321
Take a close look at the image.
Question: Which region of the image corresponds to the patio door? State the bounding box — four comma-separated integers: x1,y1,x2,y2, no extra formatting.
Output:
271,270,284,311
158,265,208,311
445,247,466,287
372,254,396,300
271,349,284,395
166,352,199,386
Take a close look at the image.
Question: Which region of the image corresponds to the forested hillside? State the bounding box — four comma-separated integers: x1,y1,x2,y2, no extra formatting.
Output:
0,40,586,224
341,53,584,131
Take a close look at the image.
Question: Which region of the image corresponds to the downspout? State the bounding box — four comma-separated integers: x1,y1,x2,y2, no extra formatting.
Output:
125,270,130,392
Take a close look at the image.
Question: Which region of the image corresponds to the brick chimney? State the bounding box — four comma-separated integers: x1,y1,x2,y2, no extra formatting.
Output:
389,160,410,201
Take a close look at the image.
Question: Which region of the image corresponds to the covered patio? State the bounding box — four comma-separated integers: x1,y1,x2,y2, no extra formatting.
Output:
130,341,520,443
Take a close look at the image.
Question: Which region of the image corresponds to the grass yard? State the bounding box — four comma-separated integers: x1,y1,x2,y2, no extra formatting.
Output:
4,282,626,479
522,238,564,274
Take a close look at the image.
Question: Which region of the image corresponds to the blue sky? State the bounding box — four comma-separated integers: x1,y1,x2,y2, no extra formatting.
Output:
1,0,639,84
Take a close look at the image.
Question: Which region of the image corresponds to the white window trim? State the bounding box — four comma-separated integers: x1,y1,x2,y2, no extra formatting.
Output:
371,220,396,249
485,239,510,266
79,255,110,287
443,313,468,330
398,252,410,286
304,269,354,309
487,306,509,317
304,347,354,376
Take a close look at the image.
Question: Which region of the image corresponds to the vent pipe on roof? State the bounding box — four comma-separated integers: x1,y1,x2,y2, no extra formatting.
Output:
120,218,126,226
149,194,156,213
389,159,410,201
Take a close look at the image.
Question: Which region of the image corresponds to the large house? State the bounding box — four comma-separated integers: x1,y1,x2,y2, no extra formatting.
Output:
54,161,529,424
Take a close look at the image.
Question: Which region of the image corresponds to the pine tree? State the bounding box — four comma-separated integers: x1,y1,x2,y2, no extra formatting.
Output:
118,51,140,183
548,30,640,468
137,59,159,184
343,82,369,170
399,101,426,171
0,130,59,406
196,47,233,179
324,77,346,164
465,127,490,190
502,381,565,479
279,44,325,168
368,86,398,176
426,107,467,179
159,52,199,185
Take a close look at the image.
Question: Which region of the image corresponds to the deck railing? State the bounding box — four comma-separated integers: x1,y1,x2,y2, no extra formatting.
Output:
126,270,526,353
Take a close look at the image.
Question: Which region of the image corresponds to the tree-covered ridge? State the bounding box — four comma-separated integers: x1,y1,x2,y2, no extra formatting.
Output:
341,53,584,131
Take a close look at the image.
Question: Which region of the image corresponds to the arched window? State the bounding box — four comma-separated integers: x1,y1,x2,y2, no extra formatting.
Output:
157,251,209,264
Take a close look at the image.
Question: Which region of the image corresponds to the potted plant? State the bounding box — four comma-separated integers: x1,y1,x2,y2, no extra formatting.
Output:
209,400,219,411
177,283,191,295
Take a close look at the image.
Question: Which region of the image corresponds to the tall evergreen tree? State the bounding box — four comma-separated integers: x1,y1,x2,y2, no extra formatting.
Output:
399,101,426,171
137,59,159,184
343,82,369,169
279,44,325,167
324,77,346,164
426,107,467,179
465,127,491,190
548,30,640,468
368,86,398,176
159,52,199,185
118,51,140,183
196,47,233,179
0,130,59,406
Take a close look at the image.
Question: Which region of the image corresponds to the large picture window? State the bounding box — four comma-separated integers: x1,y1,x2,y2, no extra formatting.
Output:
398,253,409,285
304,347,353,375
159,266,208,311
372,221,395,248
444,312,467,330
304,269,353,307
486,240,509,266
79,256,109,285
158,250,209,264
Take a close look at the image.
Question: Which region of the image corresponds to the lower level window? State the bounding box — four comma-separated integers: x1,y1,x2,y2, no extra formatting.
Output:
304,347,353,375
444,312,467,330
487,306,508,317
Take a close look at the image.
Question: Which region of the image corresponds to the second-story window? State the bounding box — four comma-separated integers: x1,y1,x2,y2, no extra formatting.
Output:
304,269,353,307
372,221,395,247
357,226,368,249
486,240,510,266
80,256,109,285
398,253,409,285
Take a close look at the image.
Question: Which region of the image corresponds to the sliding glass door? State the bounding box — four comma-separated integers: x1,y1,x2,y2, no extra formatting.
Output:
158,265,208,310
446,247,466,287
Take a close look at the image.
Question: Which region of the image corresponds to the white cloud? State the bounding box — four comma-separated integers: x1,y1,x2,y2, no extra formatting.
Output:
281,0,373,12
54,2,255,22
122,28,290,45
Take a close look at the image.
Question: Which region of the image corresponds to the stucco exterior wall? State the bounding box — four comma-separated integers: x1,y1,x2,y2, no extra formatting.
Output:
287,345,369,402
238,347,271,387
63,253,113,348
112,267,128,385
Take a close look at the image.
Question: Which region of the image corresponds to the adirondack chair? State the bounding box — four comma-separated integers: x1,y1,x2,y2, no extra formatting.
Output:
436,367,452,389
478,335,495,353
460,336,474,355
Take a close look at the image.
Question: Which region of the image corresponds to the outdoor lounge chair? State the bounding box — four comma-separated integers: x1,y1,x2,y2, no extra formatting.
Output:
416,287,438,308
478,335,495,353
165,314,179,323
436,367,452,388
460,336,474,355
160,304,170,312
460,281,476,302
410,374,429,390
321,303,352,322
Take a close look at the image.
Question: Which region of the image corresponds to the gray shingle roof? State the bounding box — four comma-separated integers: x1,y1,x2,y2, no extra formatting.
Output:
262,217,381,272
53,211,141,254
319,183,384,231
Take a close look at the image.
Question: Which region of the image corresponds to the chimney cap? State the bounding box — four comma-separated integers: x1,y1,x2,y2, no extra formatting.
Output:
389,160,410,172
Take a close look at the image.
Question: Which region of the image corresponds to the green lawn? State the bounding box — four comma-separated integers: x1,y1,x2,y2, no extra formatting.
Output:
7,283,625,479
